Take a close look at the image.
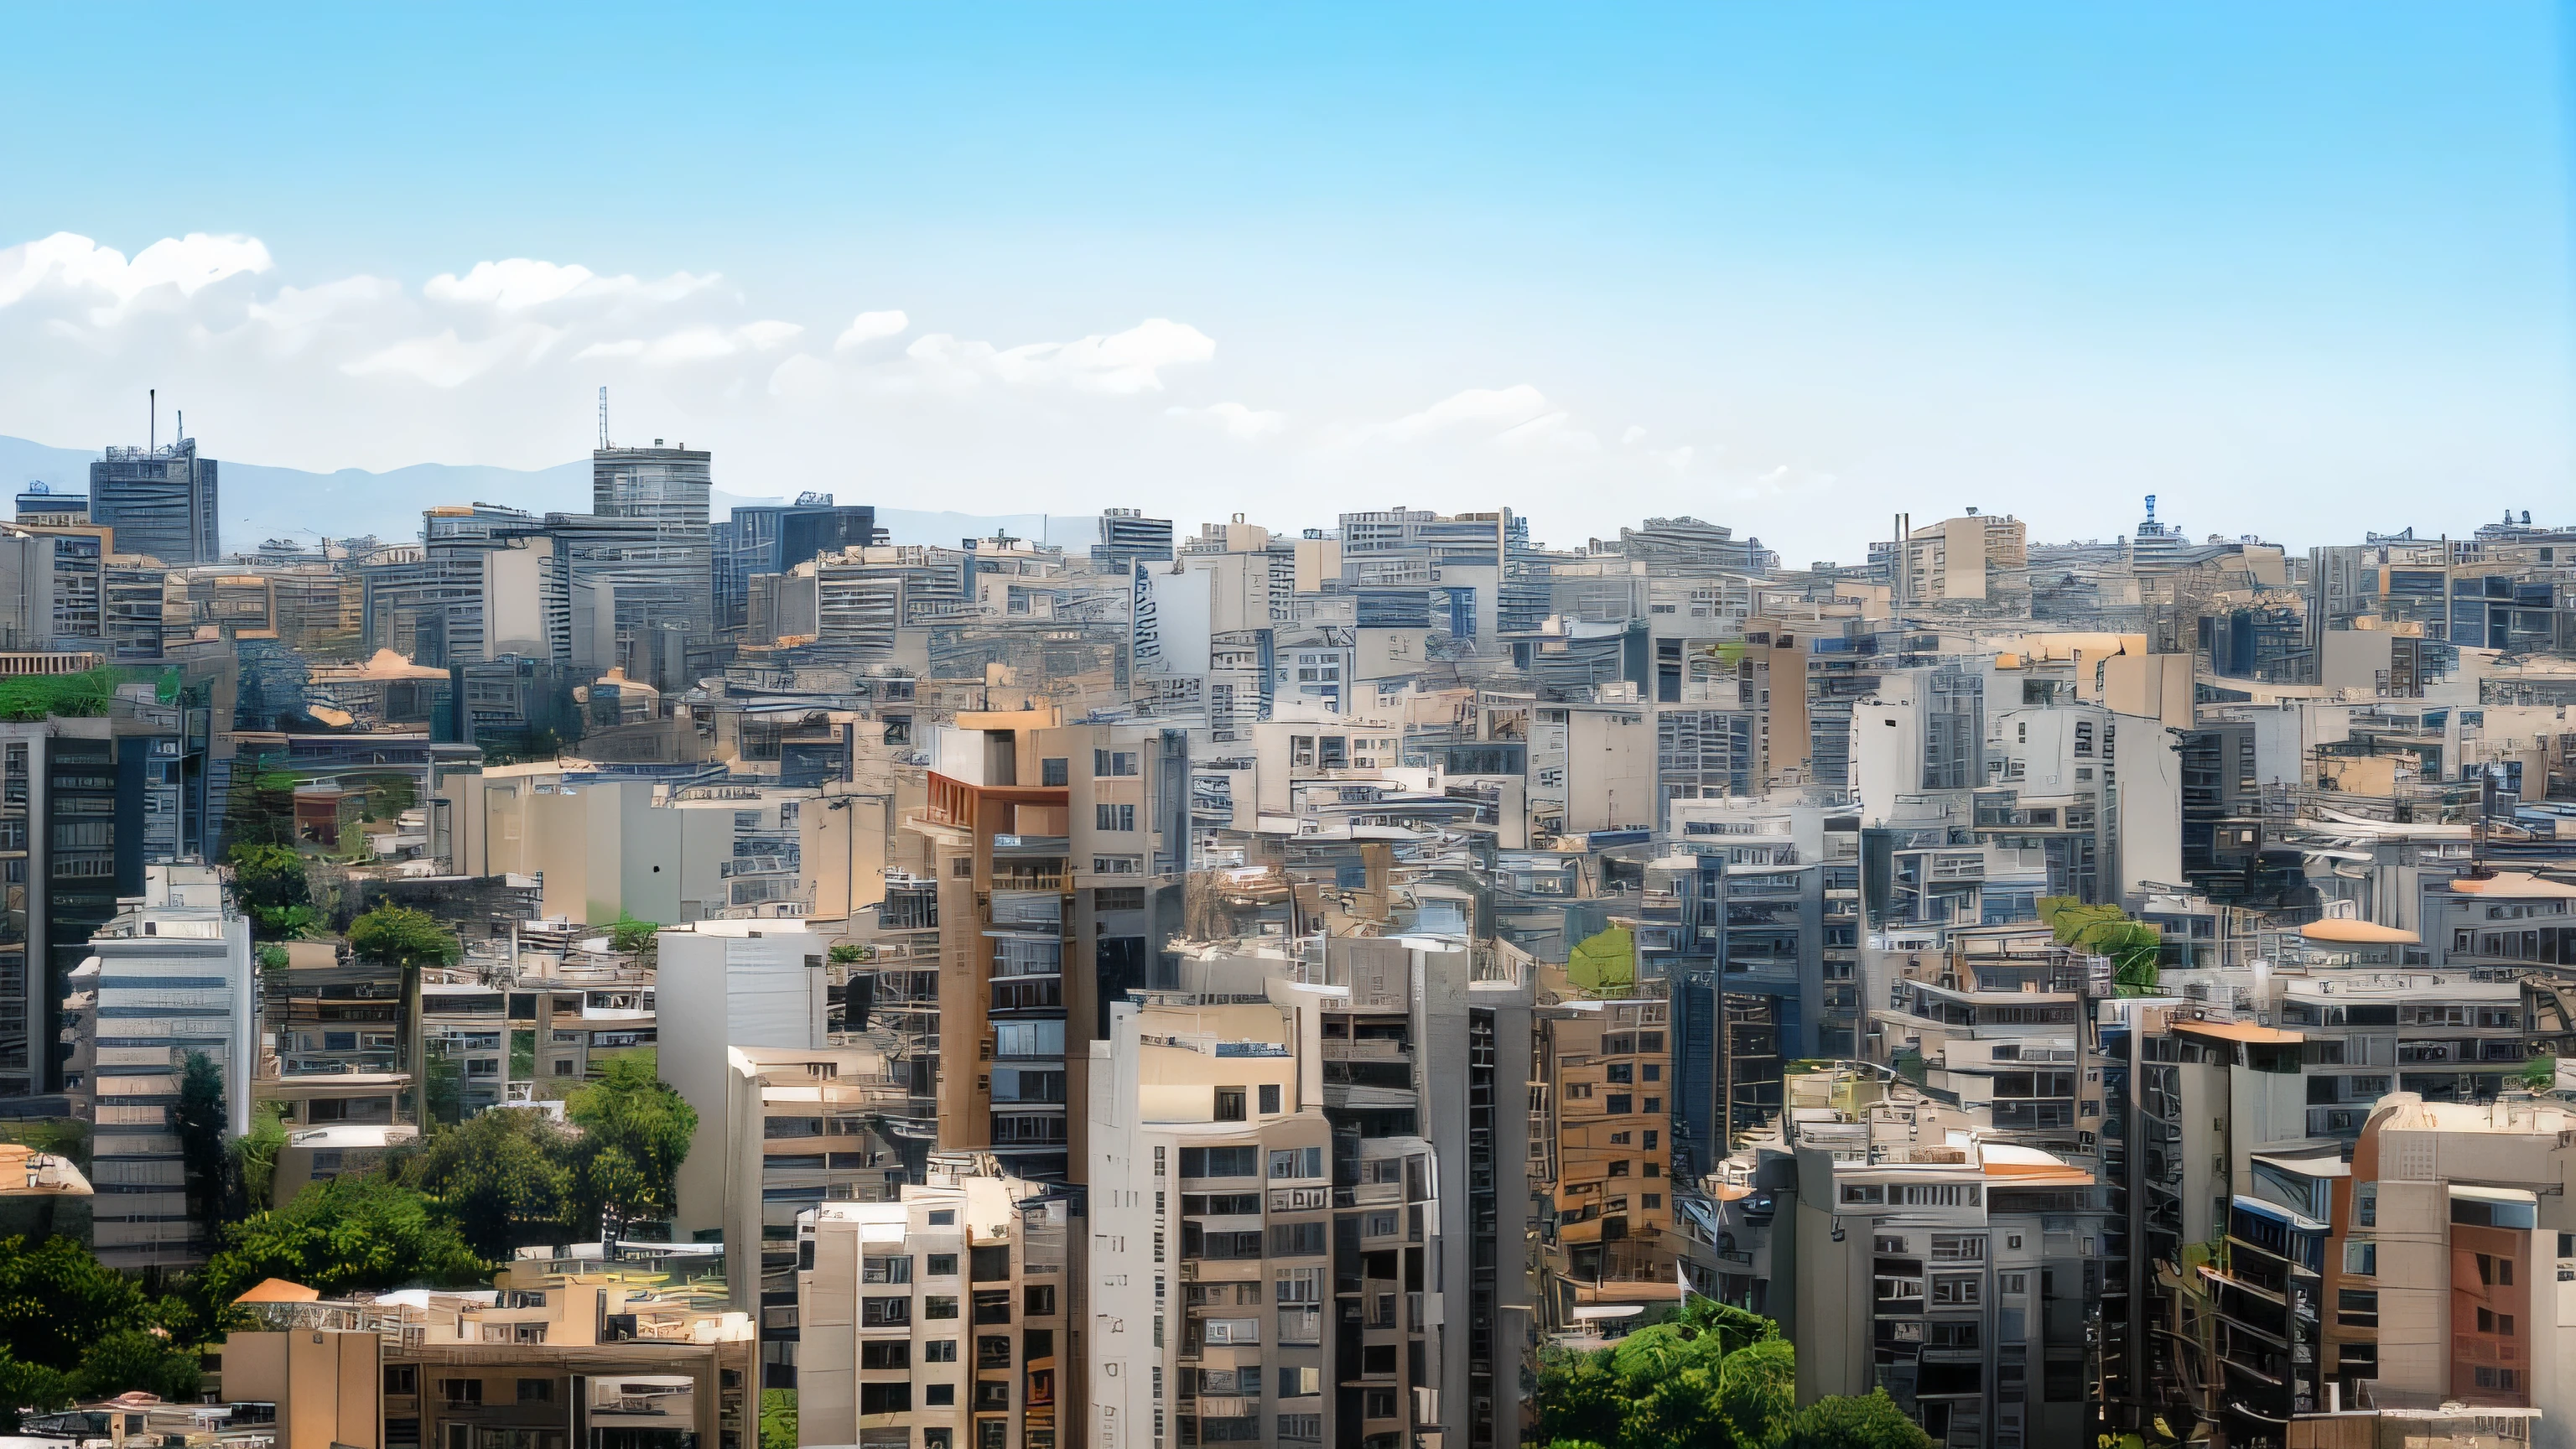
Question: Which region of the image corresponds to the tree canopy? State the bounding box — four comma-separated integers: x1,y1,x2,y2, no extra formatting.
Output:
407,1107,576,1259
2038,896,2161,994
67,1329,201,1404
564,1051,699,1233
226,842,315,940
348,904,461,972
1535,1300,1930,1449
0,1234,161,1372
201,1174,484,1304
174,1052,232,1228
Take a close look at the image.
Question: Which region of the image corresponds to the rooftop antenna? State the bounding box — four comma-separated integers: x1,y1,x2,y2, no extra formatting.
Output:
597,387,610,450
149,389,155,452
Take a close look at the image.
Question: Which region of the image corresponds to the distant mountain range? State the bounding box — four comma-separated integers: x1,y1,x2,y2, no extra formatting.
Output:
0,434,1055,552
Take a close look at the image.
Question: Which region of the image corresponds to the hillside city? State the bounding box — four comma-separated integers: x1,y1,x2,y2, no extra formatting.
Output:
0,423,2569,1449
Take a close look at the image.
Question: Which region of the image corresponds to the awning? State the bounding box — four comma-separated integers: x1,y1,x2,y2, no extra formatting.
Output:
2299,919,2418,945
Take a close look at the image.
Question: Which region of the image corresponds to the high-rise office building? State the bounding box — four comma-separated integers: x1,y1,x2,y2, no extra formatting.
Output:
714,496,881,634
90,437,219,565
584,441,715,681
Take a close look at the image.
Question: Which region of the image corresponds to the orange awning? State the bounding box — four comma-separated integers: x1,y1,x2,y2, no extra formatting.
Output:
232,1278,320,1304
2175,1019,2305,1046
2299,919,2419,945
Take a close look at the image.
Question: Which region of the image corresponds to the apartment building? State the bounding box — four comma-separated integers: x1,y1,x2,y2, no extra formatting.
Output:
1748,1064,2109,1449
222,1259,754,1449
2344,1093,2575,1439
659,920,831,1240
1534,999,1678,1329
719,1044,915,1387
58,861,253,1267
795,1165,1077,1449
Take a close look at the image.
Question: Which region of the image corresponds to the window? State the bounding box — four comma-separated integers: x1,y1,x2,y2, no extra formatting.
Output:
923,1339,958,1363
860,1343,911,1370
1092,854,1143,875
1607,1160,1630,1177
442,1380,482,1407
1930,1275,1981,1306
860,1296,912,1327
2344,1241,2376,1276
1023,1285,1057,1316
1606,1093,1633,1114
1270,1146,1322,1179
1183,1145,1260,1177
922,1296,959,1320
1095,750,1140,777
1259,1083,1281,1115
1214,1088,1246,1122
1096,803,1136,832
862,1255,912,1284
517,1380,552,1404
1041,757,1068,787
926,1384,954,1406
2336,1290,2378,1328
927,1253,958,1276
1997,1273,2028,1296
385,1366,418,1396
1564,1083,1592,1100
858,1383,912,1415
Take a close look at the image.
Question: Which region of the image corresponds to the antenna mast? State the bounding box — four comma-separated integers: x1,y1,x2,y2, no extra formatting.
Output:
149,389,156,452
597,387,610,450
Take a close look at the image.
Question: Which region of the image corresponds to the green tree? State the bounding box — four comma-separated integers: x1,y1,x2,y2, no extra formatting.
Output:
225,761,303,851
349,905,460,973
2038,896,2163,995
172,1052,231,1230
0,1353,71,1430
760,1389,797,1449
425,1050,465,1127
231,1104,290,1213
605,914,662,958
202,1175,485,1304
564,1052,698,1234
226,842,314,939
2523,1054,2558,1091
69,1329,201,1403
0,668,117,724
1717,1337,1796,1446
0,1234,153,1371
408,1108,575,1259
350,904,460,1127
827,943,867,965
1776,1389,1934,1449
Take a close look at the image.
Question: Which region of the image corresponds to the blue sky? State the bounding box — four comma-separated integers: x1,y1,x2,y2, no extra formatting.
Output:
0,3,2566,558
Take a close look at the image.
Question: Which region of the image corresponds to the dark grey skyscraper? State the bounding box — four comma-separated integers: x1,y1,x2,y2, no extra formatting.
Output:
90,437,218,565
583,441,714,683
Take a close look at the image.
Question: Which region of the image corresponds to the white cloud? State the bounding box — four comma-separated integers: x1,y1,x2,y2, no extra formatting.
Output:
247,276,404,350
911,318,1216,395
0,231,273,319
345,325,563,388
1168,401,1285,440
834,309,910,350
1379,384,1551,442
425,258,719,312
0,229,1762,558
578,320,803,366
1495,409,1599,452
